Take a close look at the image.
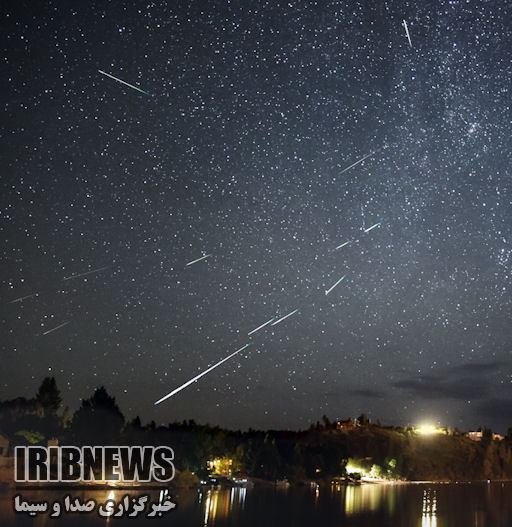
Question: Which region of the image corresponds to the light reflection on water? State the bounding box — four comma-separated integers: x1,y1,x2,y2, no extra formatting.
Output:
1,482,512,526
102,490,115,523
421,488,437,527
331,481,396,516
201,487,247,525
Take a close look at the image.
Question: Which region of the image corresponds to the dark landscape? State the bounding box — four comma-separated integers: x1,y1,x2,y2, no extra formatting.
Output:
2,378,512,486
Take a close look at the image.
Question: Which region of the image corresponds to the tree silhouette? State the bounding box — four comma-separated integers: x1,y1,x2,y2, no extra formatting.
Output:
36,377,62,414
357,413,370,427
71,387,124,444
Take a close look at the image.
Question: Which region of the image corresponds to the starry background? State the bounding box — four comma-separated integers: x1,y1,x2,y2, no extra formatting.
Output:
1,0,511,432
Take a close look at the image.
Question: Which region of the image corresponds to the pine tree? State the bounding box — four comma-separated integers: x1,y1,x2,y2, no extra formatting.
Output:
36,377,62,414
72,387,124,444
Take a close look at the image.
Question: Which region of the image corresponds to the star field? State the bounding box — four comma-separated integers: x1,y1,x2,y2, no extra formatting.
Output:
1,0,512,431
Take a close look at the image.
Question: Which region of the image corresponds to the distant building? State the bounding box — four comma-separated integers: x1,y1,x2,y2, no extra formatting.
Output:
467,430,504,442
207,457,233,477
336,419,359,431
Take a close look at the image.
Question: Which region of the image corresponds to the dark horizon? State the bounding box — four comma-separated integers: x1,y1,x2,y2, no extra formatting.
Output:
1,377,509,435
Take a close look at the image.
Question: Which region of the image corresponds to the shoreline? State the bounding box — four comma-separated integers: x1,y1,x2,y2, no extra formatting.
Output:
4,478,512,493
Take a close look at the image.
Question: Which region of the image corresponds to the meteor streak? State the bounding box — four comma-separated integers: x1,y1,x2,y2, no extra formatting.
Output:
98,70,150,95
271,309,299,326
335,240,351,250
63,266,109,281
364,221,381,233
42,321,70,336
325,275,346,295
186,254,212,266
8,293,38,304
248,317,275,336
403,20,412,48
339,150,378,175
154,342,253,405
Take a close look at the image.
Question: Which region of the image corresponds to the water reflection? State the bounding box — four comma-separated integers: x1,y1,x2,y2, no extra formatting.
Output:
345,484,384,515
332,481,397,516
1,482,512,526
340,482,438,525
201,487,248,525
421,488,437,527
104,490,115,522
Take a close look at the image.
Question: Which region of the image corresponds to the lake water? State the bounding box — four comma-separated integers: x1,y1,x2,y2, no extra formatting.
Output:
2,481,512,526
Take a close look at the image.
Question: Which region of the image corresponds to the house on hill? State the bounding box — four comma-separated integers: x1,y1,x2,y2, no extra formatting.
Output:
466,430,504,442
336,418,359,431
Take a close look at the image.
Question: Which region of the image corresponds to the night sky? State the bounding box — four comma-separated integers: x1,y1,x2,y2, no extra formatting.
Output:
1,1,511,432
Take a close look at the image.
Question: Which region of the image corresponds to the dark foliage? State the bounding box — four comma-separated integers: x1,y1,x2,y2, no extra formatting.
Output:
2,379,512,482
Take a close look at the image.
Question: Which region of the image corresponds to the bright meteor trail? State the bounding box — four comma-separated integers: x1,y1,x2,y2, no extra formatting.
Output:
154,342,253,405
248,317,275,336
42,321,70,336
364,221,382,233
403,20,413,48
271,309,299,326
325,275,346,295
186,254,212,266
98,70,150,95
336,240,351,250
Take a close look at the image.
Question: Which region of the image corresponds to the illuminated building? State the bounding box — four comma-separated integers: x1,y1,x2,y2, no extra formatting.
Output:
207,457,233,477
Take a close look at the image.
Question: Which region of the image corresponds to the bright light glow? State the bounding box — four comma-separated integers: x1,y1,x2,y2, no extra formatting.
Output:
207,457,233,477
416,423,443,436
345,464,367,476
